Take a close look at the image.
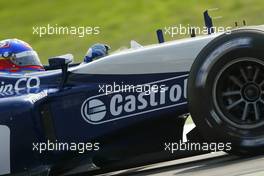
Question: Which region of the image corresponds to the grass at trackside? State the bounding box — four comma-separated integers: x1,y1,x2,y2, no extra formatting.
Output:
0,0,263,63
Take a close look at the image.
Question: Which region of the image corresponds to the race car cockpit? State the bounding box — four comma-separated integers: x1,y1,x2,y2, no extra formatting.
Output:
0,39,110,74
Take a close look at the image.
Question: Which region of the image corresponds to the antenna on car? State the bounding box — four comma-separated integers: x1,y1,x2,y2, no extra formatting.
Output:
203,10,214,34
156,29,165,43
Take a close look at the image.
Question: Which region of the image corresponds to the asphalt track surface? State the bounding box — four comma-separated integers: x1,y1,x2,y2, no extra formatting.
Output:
98,152,264,176
96,124,264,176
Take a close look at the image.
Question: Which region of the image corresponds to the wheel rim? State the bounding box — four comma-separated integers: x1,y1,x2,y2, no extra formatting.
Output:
213,58,264,129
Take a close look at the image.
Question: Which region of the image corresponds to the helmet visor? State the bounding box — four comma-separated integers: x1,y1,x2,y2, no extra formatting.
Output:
11,51,42,67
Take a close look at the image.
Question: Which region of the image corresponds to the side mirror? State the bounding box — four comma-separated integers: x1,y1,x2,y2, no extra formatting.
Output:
48,54,74,90
48,54,73,69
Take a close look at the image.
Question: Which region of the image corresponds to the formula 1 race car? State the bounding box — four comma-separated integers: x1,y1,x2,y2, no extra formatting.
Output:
1,12,264,176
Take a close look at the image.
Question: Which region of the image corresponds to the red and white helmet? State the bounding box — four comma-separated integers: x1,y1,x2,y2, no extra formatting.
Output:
0,39,44,73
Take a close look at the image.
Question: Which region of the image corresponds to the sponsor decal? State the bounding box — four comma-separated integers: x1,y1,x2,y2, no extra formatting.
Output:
82,99,106,122
0,77,40,95
27,90,48,103
81,75,188,124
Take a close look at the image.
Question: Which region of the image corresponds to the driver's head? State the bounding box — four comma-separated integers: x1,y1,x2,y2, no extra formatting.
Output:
0,39,44,73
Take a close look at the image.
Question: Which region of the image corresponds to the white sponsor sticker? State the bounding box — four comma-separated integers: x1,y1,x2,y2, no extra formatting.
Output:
0,125,10,175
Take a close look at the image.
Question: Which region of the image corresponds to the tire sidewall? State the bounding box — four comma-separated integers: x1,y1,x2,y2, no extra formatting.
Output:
188,29,264,150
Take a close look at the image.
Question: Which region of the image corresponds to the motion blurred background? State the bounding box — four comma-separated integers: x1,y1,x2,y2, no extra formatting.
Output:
0,0,262,63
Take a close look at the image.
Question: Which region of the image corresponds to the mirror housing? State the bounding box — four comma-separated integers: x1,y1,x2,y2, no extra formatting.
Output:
48,54,74,90
48,54,73,69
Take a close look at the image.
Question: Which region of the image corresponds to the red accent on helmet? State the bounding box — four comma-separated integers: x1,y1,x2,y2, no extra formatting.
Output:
0,59,44,72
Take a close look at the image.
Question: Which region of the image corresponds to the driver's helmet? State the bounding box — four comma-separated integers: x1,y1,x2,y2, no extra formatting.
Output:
0,39,44,73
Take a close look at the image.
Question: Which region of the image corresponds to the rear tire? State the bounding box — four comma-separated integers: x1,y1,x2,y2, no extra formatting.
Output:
188,29,264,154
